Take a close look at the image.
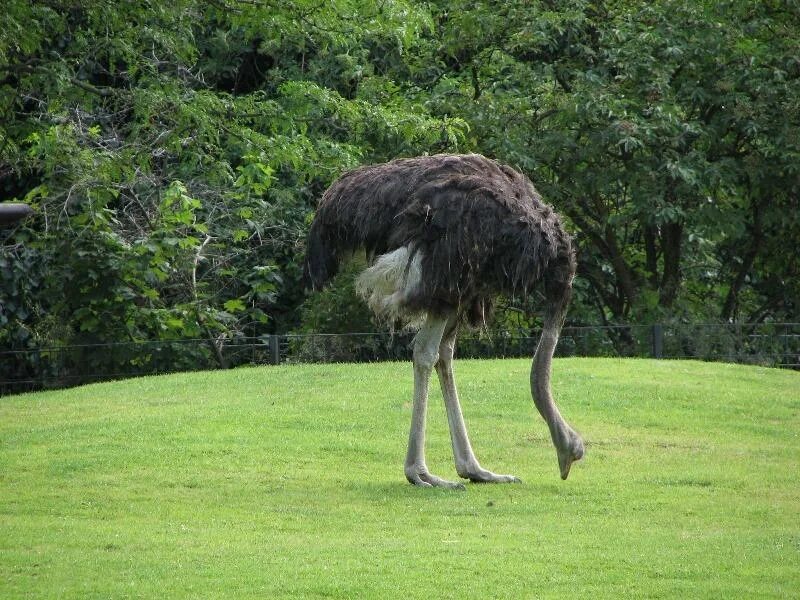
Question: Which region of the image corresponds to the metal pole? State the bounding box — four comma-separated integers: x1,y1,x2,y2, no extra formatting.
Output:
0,203,33,226
268,334,281,365
652,324,664,359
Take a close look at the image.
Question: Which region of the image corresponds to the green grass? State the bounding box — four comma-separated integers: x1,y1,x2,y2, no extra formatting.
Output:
1,358,798,599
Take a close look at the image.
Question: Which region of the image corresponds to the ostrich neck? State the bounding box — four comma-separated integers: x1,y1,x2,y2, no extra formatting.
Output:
530,329,571,446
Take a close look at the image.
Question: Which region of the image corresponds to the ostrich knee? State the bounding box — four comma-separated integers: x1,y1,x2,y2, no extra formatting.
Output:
413,340,439,373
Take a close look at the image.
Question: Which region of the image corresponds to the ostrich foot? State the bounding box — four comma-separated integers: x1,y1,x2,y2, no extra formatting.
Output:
405,464,465,490
457,463,521,484
556,433,585,480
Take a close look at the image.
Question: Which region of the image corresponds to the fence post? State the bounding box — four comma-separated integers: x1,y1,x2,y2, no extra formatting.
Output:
268,334,281,365
651,324,664,359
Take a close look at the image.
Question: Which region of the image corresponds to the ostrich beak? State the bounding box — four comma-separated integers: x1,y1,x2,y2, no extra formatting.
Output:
559,454,574,480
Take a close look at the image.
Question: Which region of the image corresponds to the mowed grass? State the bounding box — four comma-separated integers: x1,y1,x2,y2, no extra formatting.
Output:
1,358,798,599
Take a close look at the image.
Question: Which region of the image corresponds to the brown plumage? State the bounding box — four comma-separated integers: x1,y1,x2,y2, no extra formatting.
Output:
303,153,584,487
304,153,576,327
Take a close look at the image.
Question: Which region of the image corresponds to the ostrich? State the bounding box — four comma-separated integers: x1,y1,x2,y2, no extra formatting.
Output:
304,154,584,488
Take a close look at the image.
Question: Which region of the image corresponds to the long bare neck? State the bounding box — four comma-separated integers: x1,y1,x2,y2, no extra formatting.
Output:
530,315,584,479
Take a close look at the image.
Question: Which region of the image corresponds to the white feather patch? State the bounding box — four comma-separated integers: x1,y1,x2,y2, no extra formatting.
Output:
356,246,426,327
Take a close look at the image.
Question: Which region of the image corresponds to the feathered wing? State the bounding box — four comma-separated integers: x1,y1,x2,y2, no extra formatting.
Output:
303,154,575,326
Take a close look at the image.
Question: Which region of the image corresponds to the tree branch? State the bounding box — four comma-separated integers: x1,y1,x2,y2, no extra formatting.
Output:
69,78,114,97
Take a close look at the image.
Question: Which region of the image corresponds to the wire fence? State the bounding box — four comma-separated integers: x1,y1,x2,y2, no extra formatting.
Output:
1,322,798,395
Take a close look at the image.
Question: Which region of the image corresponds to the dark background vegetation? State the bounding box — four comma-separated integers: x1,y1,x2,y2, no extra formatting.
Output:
1,0,798,383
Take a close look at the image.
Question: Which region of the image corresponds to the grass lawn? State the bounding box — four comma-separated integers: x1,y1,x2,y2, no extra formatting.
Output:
1,358,798,598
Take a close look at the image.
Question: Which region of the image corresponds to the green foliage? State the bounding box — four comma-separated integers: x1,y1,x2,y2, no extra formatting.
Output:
0,0,466,371
413,0,799,324
1,0,797,376
299,255,374,334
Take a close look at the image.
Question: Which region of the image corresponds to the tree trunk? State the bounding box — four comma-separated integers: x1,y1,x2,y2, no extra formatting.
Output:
644,224,659,288
659,221,683,308
569,203,639,318
603,223,639,315
721,200,763,322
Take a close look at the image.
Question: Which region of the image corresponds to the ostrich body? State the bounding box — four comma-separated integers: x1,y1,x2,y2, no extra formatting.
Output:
304,154,584,488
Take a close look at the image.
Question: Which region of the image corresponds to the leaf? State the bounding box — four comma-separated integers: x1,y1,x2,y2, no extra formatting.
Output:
223,299,246,313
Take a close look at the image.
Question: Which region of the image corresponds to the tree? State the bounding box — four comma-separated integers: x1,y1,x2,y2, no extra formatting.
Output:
409,0,799,324
0,0,467,380
1,0,797,387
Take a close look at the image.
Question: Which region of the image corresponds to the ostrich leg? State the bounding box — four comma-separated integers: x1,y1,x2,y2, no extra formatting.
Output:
404,315,464,489
436,319,520,484
531,302,584,480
